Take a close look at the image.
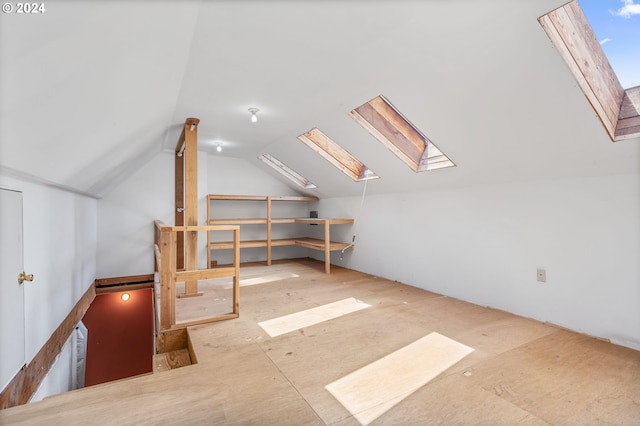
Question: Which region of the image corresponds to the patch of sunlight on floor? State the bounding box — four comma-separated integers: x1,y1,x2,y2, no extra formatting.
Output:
258,297,371,337
325,332,474,425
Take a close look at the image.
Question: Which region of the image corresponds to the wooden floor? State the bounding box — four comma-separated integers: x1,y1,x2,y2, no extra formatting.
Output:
2,258,639,425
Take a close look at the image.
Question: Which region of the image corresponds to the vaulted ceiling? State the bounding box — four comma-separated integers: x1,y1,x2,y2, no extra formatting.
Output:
1,0,638,199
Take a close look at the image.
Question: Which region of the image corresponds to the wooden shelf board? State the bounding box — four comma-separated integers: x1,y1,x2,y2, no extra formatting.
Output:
295,238,354,251
209,218,267,225
294,218,354,225
209,237,353,252
270,196,319,202
271,218,298,224
208,195,267,201
210,240,268,250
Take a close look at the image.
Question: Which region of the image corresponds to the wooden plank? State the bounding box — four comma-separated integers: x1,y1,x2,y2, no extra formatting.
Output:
541,3,624,140
294,218,354,225
156,328,188,354
94,274,154,287
208,194,267,201
173,313,239,329
294,238,354,251
95,282,153,295
270,218,298,224
175,147,184,270
270,196,319,202
0,283,96,409
209,238,297,250
170,225,241,232
615,87,640,140
153,349,192,373
232,228,240,315
614,116,640,140
267,197,272,266
159,229,176,330
183,118,200,296
209,218,268,225
565,1,624,112
298,128,365,182
176,267,237,282
324,222,331,274
352,98,425,171
618,86,640,119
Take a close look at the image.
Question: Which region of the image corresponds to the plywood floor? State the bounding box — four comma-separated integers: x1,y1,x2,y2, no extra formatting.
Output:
2,258,639,425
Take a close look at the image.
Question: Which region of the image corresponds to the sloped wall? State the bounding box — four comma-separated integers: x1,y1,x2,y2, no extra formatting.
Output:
315,173,640,350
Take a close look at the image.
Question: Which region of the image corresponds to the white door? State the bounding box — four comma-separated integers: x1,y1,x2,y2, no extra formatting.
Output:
0,188,26,390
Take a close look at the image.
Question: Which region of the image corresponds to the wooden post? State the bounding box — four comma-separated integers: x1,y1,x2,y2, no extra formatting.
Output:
174,141,185,270
159,226,176,330
324,222,331,274
232,227,240,315
266,196,272,266
176,118,201,297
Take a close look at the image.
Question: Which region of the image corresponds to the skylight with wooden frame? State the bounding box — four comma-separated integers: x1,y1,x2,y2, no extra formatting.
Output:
298,128,379,182
539,0,640,141
350,95,455,172
258,153,317,189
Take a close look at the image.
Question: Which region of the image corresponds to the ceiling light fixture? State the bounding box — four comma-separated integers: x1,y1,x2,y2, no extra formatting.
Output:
121,293,130,302
248,107,259,123
216,144,222,152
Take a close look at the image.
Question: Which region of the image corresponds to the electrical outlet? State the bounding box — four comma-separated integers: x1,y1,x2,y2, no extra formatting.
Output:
537,268,546,283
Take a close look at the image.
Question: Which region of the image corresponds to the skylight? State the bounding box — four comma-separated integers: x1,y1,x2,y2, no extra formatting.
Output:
579,0,640,89
258,153,317,189
297,128,379,182
350,95,455,172
539,0,640,141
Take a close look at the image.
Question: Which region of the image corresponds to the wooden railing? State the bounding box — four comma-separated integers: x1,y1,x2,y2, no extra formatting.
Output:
154,220,240,331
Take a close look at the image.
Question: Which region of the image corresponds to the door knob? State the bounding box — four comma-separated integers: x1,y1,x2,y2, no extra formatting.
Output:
18,272,34,284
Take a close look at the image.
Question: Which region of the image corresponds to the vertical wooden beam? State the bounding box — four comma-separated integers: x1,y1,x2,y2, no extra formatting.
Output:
266,197,272,266
182,118,200,296
232,227,240,315
324,222,331,274
174,148,184,270
206,195,211,268
159,227,175,330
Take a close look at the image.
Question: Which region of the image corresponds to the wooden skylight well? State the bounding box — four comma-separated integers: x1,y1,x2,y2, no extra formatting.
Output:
258,153,317,189
350,95,455,172
298,128,379,182
539,0,640,141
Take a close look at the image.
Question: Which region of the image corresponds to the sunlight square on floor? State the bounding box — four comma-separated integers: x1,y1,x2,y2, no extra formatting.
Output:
325,332,474,425
258,297,371,337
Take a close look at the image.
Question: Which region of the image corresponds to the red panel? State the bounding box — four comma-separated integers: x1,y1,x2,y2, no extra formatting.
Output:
82,289,154,386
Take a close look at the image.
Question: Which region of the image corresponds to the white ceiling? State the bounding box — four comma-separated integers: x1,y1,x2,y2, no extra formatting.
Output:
1,0,638,198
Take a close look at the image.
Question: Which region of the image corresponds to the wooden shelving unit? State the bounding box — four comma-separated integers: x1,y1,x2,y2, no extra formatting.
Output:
206,194,354,273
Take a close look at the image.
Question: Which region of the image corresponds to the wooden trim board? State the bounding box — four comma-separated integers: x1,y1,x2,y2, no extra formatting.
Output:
0,283,96,409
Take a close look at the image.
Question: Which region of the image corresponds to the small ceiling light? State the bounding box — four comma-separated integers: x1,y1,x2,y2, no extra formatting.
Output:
121,293,130,302
248,107,259,123
216,144,222,152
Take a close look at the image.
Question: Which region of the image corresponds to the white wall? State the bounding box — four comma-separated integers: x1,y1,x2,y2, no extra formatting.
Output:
316,174,640,350
0,172,97,397
97,152,310,277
